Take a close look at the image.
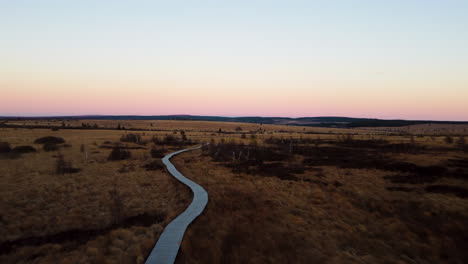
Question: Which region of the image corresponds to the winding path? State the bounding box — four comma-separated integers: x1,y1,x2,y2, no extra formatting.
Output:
145,145,209,264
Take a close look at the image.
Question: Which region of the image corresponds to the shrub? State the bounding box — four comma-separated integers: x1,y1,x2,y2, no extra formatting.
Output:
425,185,468,198
108,146,132,161
43,143,59,151
444,135,454,144
150,147,166,158
142,160,165,171
34,136,65,144
55,154,81,174
120,133,143,144
109,187,124,224
180,130,187,141
0,141,11,153
163,134,178,144
151,136,161,145
456,136,465,146
151,134,194,146
11,145,36,153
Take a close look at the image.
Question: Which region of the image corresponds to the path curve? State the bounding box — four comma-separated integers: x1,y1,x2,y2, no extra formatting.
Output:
145,145,208,264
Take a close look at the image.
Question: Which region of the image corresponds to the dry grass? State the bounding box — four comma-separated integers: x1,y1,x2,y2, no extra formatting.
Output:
0,128,192,263
174,133,468,264
1,120,467,263
360,123,468,136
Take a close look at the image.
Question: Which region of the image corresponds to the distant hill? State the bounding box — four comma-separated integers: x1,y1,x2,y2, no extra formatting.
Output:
1,115,467,128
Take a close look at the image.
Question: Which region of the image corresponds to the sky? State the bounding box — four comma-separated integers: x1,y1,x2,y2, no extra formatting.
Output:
1,0,467,120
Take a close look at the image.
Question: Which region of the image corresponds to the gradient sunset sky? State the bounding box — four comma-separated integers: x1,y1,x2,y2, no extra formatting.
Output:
1,1,467,120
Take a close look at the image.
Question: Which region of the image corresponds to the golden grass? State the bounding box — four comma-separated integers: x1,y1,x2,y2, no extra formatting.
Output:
173,135,468,263
0,128,191,263
6,119,375,134
1,120,467,263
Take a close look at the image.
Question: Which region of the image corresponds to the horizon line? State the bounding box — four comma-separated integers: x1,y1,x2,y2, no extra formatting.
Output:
1,114,467,123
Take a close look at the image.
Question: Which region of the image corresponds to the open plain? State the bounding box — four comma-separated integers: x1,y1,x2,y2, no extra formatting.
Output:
1,120,467,263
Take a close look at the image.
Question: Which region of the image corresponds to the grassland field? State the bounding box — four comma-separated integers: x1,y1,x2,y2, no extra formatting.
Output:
0,120,467,264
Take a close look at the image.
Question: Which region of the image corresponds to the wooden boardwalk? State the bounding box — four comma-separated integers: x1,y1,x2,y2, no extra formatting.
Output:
145,145,208,264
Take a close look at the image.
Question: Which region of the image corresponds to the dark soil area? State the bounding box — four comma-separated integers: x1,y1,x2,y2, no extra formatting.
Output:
0,211,166,255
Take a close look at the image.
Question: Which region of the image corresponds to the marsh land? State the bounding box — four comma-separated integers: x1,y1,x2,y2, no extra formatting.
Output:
1,120,467,263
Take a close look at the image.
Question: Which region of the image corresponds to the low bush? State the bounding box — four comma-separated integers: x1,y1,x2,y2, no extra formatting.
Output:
204,141,290,163
142,160,165,171
456,136,465,147
444,135,454,144
34,136,65,144
11,145,36,153
152,134,190,146
120,133,144,144
163,134,178,144
425,185,468,198
43,143,60,151
150,147,166,158
108,146,132,161
0,141,11,153
56,154,81,174
386,186,415,192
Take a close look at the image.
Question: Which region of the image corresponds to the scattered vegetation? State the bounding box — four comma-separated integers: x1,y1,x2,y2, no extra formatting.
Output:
55,154,80,174
150,146,166,158
120,133,144,144
108,146,132,161
457,136,466,148
444,135,454,144
151,134,193,146
11,145,36,153
425,185,468,198
34,136,65,144
142,160,165,171
109,186,124,225
0,141,11,153
2,120,468,264
43,143,60,151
